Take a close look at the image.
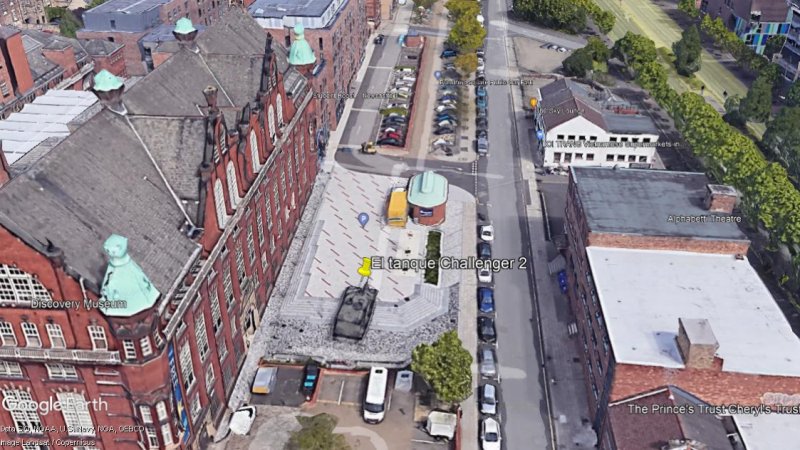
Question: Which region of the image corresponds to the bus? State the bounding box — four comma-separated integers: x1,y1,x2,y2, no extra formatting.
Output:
386,188,408,228
363,367,389,423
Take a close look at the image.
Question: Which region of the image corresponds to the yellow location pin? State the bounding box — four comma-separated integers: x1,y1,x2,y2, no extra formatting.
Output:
358,257,372,278
529,98,538,108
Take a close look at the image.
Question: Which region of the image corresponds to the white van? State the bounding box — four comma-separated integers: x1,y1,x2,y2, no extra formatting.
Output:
401,76,417,83
363,367,389,423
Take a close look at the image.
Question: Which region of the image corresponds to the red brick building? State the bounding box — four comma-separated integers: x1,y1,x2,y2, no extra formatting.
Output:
248,0,370,131
0,9,318,450
0,26,126,119
564,167,800,449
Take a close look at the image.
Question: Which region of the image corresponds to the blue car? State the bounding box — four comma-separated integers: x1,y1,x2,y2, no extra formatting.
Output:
476,86,487,97
476,96,487,108
441,49,458,58
436,114,457,121
478,287,495,313
439,94,458,102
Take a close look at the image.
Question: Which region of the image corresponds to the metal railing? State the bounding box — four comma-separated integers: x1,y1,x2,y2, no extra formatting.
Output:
0,346,122,364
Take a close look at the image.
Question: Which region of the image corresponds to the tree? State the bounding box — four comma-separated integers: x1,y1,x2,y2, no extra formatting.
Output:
740,74,773,122
448,15,486,52
445,0,479,19
764,35,787,60
723,95,746,126
562,47,593,77
672,25,702,76
787,81,800,107
763,107,800,179
413,0,435,9
612,32,657,77
678,0,699,17
635,61,669,102
591,9,615,34
58,9,82,38
585,36,610,62
454,52,479,74
288,414,351,450
411,330,473,404
513,0,586,33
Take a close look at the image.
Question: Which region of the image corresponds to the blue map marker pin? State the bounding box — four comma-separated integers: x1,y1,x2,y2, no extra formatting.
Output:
434,71,442,80
358,212,370,228
536,130,544,140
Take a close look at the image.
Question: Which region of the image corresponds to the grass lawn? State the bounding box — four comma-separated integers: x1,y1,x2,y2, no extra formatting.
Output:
424,231,442,285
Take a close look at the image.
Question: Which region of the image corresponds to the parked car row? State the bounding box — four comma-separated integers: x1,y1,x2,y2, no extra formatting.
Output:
475,49,489,157
378,70,417,147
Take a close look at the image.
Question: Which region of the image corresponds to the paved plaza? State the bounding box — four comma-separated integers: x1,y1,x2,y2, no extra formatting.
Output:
262,163,474,366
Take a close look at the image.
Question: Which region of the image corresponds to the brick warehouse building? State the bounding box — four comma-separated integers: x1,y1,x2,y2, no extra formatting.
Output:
0,9,318,450
249,0,369,132
564,167,800,449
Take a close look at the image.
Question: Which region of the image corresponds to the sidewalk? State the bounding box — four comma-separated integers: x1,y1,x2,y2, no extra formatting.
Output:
457,198,480,450
507,27,596,450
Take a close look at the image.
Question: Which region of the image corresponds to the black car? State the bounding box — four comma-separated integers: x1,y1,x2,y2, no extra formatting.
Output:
374,34,385,45
478,316,497,343
476,118,488,129
478,242,492,259
382,117,406,125
301,362,320,401
434,127,455,135
378,138,403,146
477,129,488,140
477,108,488,119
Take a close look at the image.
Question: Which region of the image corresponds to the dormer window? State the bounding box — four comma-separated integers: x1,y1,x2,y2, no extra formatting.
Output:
250,130,261,173
268,105,276,140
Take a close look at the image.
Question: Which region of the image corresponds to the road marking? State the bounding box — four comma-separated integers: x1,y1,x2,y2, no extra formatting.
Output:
498,366,527,380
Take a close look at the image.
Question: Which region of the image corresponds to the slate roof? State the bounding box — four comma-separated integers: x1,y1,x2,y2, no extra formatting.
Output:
82,39,124,57
609,386,736,450
0,9,305,295
248,0,334,19
540,78,658,135
735,0,791,22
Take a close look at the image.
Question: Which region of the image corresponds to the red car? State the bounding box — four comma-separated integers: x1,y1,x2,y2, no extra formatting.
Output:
383,131,402,140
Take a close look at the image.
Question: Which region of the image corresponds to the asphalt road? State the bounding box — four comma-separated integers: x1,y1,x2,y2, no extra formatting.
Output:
483,0,550,449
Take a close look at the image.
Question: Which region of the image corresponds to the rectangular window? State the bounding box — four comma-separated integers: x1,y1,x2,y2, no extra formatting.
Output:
145,427,159,449
564,153,572,163
589,136,597,141
628,155,636,162
638,156,647,162
642,137,651,143
256,212,265,246
218,338,228,362
46,363,78,380
122,340,136,360
195,314,210,361
140,336,153,357
46,323,66,348
206,364,216,388
575,153,583,160
578,136,586,141
318,37,324,51
161,423,174,446
606,154,614,162
235,243,245,284
88,326,107,350
190,394,202,422
57,392,95,436
156,401,168,421
273,185,281,217
179,342,196,391
620,137,629,142
209,287,223,334
556,134,564,140
261,252,268,272
609,136,618,142
140,405,153,424
153,332,164,349
21,323,40,347
617,155,625,161
631,137,639,143
0,361,22,378
3,390,43,433
0,322,17,346
247,226,256,267
223,265,234,308
280,172,287,198
567,135,575,140
586,153,594,161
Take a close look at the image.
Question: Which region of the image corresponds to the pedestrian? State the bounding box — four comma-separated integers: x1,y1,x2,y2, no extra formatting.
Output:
700,85,705,94
723,90,728,98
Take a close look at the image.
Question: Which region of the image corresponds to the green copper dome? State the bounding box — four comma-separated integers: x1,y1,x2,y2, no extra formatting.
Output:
288,24,316,66
93,70,123,92
99,234,160,317
174,17,196,35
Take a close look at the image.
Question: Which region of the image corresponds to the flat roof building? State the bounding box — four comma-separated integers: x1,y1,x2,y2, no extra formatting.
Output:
563,166,800,450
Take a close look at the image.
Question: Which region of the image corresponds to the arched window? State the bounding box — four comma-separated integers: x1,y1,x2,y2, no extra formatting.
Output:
276,94,284,126
250,130,260,173
268,105,276,139
0,264,51,305
226,162,240,207
214,179,228,228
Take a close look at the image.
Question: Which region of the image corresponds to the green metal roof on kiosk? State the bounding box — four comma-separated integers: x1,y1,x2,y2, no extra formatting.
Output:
407,171,448,208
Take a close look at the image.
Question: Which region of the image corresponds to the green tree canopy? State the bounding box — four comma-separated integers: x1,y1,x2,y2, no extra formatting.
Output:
448,15,486,52
763,107,800,180
723,95,746,126
612,32,657,77
445,0,480,19
411,330,473,404
740,74,773,122
562,47,593,77
513,0,587,33
787,81,800,107
677,0,699,17
764,35,787,59
454,52,479,74
673,25,702,76
413,0,435,9
591,9,615,34
585,36,610,62
287,414,351,450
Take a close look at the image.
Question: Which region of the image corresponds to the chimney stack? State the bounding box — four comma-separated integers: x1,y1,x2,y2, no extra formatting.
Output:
203,85,218,111
0,140,9,187
704,184,737,214
91,70,126,114
675,318,719,370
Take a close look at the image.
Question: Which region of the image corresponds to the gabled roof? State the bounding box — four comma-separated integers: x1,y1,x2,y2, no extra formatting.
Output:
0,9,305,295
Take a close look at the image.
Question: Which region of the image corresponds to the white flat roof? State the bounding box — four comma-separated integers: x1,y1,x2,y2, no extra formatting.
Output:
733,413,800,449
586,247,800,377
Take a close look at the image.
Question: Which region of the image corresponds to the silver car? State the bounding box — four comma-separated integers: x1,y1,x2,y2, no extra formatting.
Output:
480,383,498,415
479,347,497,377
